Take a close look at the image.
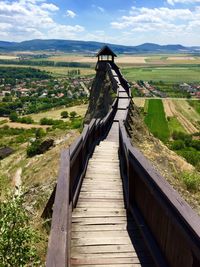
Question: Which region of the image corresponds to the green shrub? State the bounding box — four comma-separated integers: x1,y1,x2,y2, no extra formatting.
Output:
180,171,200,192
171,140,185,150
69,111,77,119
27,140,41,157
70,118,83,129
61,111,69,118
19,116,34,124
177,149,200,166
9,112,18,122
0,193,40,266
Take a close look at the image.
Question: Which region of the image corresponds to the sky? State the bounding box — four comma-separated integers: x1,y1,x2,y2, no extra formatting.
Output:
0,0,200,46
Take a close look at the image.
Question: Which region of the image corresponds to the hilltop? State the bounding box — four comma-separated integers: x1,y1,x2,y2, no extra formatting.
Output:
0,39,199,54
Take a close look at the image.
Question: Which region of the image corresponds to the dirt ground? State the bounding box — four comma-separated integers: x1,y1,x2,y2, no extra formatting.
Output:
133,98,146,108
162,99,199,134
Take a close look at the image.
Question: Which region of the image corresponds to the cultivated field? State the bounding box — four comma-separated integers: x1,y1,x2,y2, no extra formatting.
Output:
122,67,200,83
134,98,200,135
29,104,88,122
0,55,19,60
0,64,95,76
144,99,170,141
46,54,200,66
163,99,199,134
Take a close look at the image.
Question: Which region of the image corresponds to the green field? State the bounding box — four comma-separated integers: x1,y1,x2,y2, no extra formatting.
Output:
122,66,200,83
167,117,186,135
144,99,170,141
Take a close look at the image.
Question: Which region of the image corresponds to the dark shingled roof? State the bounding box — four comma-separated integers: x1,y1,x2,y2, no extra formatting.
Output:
96,45,117,57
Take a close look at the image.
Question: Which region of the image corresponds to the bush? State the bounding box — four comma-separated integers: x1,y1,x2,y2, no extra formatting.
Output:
180,171,200,192
70,118,83,129
171,140,185,150
9,112,18,122
27,140,41,157
61,111,68,118
35,128,46,139
0,193,40,266
69,111,77,119
19,116,34,124
177,149,200,166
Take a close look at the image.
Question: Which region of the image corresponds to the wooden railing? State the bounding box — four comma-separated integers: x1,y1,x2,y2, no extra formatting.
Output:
44,96,118,266
119,120,200,267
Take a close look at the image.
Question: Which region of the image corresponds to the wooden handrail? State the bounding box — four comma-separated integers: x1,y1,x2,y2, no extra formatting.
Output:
46,149,70,267
119,121,200,267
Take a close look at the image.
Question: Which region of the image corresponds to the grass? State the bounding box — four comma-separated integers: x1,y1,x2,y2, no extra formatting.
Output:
188,100,200,115
144,99,170,142
168,117,187,135
180,171,200,192
121,66,200,83
29,104,88,123
144,99,149,113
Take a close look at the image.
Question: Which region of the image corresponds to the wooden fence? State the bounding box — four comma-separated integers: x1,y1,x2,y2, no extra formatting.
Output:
119,121,200,267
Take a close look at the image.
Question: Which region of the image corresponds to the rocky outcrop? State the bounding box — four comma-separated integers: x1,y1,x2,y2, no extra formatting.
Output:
84,62,115,123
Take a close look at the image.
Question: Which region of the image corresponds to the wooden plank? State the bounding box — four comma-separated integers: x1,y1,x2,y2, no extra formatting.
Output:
71,230,132,239
71,252,140,259
72,210,126,218
71,237,133,246
76,201,124,208
72,217,129,224
71,265,154,267
71,224,136,232
71,244,136,254
71,256,145,264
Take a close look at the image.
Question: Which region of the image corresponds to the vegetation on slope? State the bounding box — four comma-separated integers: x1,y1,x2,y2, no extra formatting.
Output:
188,100,200,115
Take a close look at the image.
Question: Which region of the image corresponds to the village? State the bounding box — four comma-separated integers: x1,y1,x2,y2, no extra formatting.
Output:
0,76,91,99
131,80,200,98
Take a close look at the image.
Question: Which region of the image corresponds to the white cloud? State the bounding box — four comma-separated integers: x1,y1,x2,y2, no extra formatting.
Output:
41,3,59,12
97,6,105,12
111,6,200,45
0,1,84,41
66,10,76,18
167,0,200,5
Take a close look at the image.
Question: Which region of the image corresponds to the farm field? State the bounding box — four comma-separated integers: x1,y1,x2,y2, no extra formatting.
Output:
144,99,170,142
0,64,95,76
29,104,88,123
122,66,200,83
134,98,200,134
46,53,200,65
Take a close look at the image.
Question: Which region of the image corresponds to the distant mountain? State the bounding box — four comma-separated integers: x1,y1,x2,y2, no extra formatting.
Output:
0,39,199,54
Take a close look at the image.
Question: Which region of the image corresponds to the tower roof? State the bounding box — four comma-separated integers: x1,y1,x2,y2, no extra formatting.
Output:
96,45,117,57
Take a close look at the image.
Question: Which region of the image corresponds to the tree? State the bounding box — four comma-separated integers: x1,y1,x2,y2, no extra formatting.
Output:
0,193,40,266
9,112,18,122
61,111,69,118
70,111,77,119
35,128,46,139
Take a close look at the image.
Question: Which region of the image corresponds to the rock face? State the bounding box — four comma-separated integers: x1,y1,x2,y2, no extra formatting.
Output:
84,62,114,123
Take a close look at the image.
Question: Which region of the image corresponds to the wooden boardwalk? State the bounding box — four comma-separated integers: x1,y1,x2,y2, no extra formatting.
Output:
70,140,155,266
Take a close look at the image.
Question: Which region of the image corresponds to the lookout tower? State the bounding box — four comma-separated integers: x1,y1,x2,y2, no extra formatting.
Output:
96,45,117,63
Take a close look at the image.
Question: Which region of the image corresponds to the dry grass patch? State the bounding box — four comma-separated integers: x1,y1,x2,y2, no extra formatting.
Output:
30,104,88,122
133,97,146,108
